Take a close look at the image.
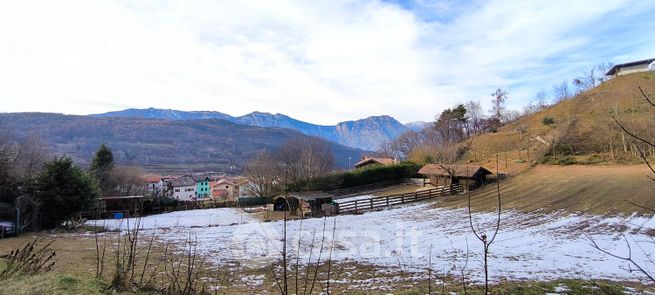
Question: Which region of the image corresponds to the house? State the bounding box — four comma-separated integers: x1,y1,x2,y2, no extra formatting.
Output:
170,176,197,202
606,58,655,77
191,174,212,199
144,175,162,194
353,156,397,169
211,177,249,201
418,164,492,190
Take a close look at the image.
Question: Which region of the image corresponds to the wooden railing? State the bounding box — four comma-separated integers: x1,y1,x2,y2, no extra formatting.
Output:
335,184,463,215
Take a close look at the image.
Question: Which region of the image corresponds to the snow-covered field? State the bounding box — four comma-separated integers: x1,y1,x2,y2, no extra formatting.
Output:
90,203,655,283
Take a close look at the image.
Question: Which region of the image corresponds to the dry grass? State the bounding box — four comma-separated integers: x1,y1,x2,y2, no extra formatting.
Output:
438,164,655,215
461,72,655,173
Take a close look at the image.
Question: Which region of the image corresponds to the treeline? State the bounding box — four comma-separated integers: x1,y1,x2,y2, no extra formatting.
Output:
0,127,146,231
244,136,421,196
382,87,531,164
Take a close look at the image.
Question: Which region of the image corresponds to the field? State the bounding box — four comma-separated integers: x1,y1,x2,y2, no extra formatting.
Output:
84,199,655,293
441,164,655,215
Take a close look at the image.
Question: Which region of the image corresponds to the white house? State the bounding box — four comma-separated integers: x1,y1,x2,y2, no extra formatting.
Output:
170,176,196,202
606,58,655,77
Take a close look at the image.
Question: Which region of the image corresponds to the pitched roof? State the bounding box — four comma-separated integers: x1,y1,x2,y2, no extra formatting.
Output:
418,164,492,178
144,175,162,183
287,191,335,201
606,58,655,75
190,173,211,182
354,156,396,168
170,176,196,187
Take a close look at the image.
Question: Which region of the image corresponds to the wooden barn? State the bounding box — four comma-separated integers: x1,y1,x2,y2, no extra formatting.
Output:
418,164,492,190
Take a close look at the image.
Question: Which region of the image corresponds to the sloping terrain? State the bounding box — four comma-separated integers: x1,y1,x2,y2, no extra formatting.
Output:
0,113,364,173
92,108,409,151
440,164,655,215
463,71,655,174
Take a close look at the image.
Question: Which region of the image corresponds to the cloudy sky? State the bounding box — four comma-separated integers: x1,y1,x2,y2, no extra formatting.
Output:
0,0,653,124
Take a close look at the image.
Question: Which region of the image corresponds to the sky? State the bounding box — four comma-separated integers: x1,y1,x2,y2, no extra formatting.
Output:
0,0,654,125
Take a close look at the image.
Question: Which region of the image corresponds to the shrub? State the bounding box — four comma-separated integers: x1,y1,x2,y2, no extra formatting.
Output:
542,116,555,126
0,238,56,280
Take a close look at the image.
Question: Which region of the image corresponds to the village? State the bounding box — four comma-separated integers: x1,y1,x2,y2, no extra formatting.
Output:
97,155,493,221
1,1,655,293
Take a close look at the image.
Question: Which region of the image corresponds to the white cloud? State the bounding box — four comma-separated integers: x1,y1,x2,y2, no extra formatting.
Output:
0,0,653,124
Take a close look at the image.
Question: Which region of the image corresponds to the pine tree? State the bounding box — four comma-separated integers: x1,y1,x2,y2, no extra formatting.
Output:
90,144,114,195
34,156,100,229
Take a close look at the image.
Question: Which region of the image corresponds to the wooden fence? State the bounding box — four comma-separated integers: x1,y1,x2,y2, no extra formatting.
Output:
336,184,463,215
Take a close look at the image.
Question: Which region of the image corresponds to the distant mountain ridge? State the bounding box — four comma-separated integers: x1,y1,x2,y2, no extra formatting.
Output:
0,113,364,173
91,108,410,151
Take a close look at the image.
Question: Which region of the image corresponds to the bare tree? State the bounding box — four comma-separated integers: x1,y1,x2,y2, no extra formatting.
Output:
465,100,484,135
106,166,146,196
278,137,335,185
552,80,571,102
385,131,423,160
587,86,655,283
11,134,48,178
489,88,508,122
467,159,501,294
243,151,281,198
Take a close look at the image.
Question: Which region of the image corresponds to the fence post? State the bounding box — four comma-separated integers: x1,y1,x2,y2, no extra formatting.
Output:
386,196,389,207
414,192,418,201
370,198,373,210
355,200,358,212
429,189,432,198
401,195,405,203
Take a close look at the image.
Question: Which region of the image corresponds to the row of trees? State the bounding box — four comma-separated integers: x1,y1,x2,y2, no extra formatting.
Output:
0,128,145,230
244,137,335,198
382,87,525,164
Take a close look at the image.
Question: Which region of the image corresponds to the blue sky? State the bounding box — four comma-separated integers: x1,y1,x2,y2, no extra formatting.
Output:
0,0,653,124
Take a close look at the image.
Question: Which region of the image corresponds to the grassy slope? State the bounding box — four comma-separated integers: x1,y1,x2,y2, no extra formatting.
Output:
434,72,655,215
439,164,655,215
463,71,655,175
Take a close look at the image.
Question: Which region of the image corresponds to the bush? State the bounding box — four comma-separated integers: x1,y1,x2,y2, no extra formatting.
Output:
542,116,555,126
287,162,421,192
540,155,577,165
29,156,100,229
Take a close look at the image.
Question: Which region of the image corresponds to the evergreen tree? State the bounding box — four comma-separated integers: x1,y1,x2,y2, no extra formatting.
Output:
90,144,114,194
33,156,99,229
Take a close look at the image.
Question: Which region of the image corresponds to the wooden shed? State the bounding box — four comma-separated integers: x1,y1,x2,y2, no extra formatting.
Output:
97,195,145,219
418,164,492,190
274,191,335,217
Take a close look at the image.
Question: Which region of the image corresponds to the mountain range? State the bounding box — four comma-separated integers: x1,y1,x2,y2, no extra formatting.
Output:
0,113,365,173
91,108,416,151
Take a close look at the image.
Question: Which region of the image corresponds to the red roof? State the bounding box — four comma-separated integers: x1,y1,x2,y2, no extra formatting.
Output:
144,175,162,183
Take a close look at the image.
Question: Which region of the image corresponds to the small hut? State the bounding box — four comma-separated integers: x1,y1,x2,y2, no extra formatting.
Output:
97,195,145,218
274,191,336,217
418,164,492,190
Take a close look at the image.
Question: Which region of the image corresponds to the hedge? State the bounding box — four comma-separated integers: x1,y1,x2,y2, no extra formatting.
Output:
287,161,421,192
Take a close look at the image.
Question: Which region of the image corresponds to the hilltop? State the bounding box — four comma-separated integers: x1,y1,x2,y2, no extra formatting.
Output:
92,108,409,151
